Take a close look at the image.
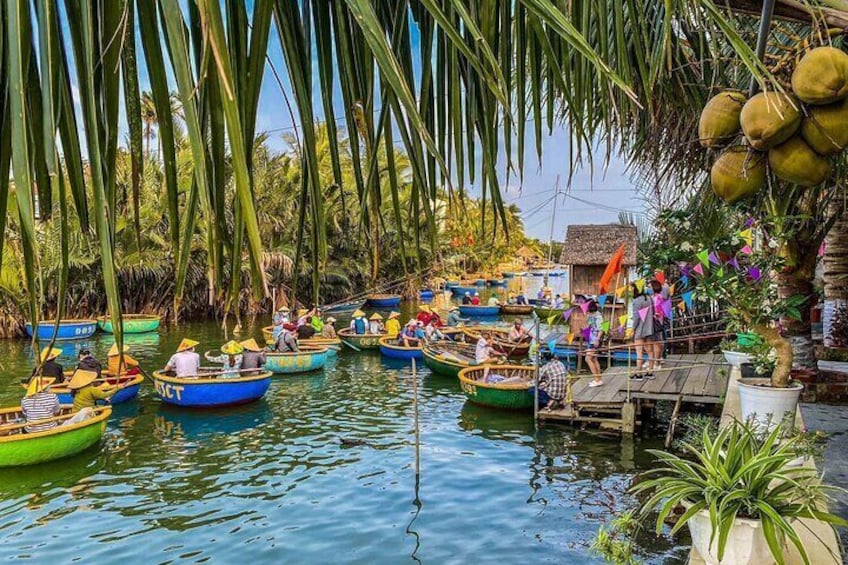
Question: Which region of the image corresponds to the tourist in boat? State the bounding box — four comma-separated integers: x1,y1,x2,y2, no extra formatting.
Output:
462,291,473,305
630,283,655,381
516,293,528,305
350,310,368,335
583,300,604,387
322,317,338,339
470,292,481,305
20,376,61,433
310,310,325,334
538,351,567,411
205,340,244,377
554,294,565,308
297,320,317,340
273,306,291,326
475,333,501,364
275,324,299,352
424,321,445,341
487,294,501,307
400,320,421,347
368,313,385,334
77,349,102,377
385,311,401,338
506,293,516,305
295,309,310,328
69,368,126,412
107,344,140,376
240,339,267,371
508,319,530,342
416,305,433,326
164,339,201,377
446,306,467,327
24,347,65,385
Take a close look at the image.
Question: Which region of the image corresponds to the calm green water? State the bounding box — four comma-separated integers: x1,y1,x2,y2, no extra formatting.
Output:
0,297,689,563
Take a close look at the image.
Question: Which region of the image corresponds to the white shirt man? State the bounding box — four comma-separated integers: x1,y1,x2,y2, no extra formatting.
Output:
165,349,201,377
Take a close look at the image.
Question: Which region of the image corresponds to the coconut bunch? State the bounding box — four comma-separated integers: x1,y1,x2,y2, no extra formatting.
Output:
699,46,848,203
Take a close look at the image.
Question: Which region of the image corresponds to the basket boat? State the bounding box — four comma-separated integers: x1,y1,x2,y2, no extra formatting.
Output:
322,299,365,314
419,289,435,301
25,319,97,341
422,341,480,377
0,405,112,467
261,326,340,355
338,328,385,350
458,305,501,317
264,345,329,374
39,372,145,405
365,294,402,308
491,336,531,359
152,369,272,407
450,285,478,297
457,365,535,410
97,314,161,334
533,306,571,322
378,336,423,360
500,304,533,315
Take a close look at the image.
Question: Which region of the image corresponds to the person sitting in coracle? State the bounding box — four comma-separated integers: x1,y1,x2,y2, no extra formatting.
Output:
400,320,420,347
368,313,384,334
462,292,473,305
446,306,468,327
275,324,299,353
77,349,102,377
322,317,338,339
240,339,267,372
164,339,201,377
24,347,65,385
470,292,481,305
205,340,244,378
515,293,528,305
349,310,368,335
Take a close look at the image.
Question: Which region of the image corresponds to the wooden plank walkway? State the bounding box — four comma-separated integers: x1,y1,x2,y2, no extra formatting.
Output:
538,353,729,431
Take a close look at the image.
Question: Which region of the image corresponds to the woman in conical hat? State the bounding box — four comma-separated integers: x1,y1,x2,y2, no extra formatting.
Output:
239,338,267,371
68,369,122,413
350,310,367,335
368,313,384,334
20,376,61,433
164,339,201,377
26,347,65,385
107,343,140,376
205,340,244,378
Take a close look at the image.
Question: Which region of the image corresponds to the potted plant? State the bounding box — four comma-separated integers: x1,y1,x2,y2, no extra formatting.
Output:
632,422,846,565
691,237,807,430
719,336,761,368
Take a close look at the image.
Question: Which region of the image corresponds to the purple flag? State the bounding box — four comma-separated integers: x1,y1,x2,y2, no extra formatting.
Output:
745,217,755,228
747,266,762,282
580,301,590,314
662,299,673,319
581,327,592,341
562,308,573,323
680,264,691,277
727,257,740,270
708,252,721,266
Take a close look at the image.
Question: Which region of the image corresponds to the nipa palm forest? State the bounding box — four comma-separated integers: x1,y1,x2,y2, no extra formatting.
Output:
2,0,848,374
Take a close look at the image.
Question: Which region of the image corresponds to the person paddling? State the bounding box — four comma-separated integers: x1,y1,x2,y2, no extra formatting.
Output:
77,349,102,377
107,344,140,376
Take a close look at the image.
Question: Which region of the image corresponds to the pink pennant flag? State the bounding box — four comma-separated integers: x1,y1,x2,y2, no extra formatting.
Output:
638,306,650,321
562,308,573,323
740,245,753,255
579,301,590,315
819,241,826,258
693,263,704,276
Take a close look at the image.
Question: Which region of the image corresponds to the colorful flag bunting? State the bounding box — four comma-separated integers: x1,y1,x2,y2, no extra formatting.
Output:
662,299,673,319
708,252,721,265
548,340,558,354
598,295,608,308
601,321,611,332
697,250,710,266
562,308,573,323
680,275,689,287
655,271,666,285
727,257,739,270
693,263,704,276
638,306,650,321
618,314,628,326
635,279,645,293
744,217,755,228
739,228,753,245
547,315,557,325
682,291,693,310
677,301,686,312
740,244,753,255
747,266,762,282
581,328,592,341
669,284,676,296
615,286,627,298
567,333,575,344
579,301,591,314
716,267,724,278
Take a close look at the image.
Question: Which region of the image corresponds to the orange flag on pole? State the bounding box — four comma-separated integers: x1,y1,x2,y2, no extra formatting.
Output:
599,244,626,294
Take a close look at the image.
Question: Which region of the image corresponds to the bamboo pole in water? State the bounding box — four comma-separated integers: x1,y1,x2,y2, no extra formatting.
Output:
412,359,420,478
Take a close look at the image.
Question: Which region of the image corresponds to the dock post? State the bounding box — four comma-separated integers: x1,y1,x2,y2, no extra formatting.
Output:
621,402,636,434
533,313,540,429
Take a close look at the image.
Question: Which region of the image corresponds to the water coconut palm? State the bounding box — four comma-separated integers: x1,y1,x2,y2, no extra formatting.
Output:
698,91,747,148
791,46,848,105
800,97,848,155
740,92,802,150
768,136,832,187
710,147,766,203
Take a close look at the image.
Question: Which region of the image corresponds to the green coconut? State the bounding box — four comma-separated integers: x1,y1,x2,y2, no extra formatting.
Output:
768,136,832,187
792,46,848,105
740,92,802,150
800,97,848,155
710,147,767,203
698,91,747,148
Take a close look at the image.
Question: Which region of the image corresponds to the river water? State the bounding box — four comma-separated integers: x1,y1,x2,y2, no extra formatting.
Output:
0,283,693,563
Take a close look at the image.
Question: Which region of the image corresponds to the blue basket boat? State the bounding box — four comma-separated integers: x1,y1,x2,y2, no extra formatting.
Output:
459,305,501,317
419,289,435,301
152,370,272,408
45,373,144,405
445,281,460,290
450,285,478,297
365,294,402,308
264,346,329,374
487,279,507,287
25,319,97,341
378,337,423,361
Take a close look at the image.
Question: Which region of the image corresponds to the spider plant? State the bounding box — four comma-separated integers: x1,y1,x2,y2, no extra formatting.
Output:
631,421,847,565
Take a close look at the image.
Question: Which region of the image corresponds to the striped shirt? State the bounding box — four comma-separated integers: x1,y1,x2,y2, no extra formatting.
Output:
21,392,61,433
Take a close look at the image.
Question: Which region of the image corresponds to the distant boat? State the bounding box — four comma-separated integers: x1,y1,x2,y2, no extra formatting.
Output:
419,289,435,301
365,294,402,308
459,305,501,317
450,285,478,297
500,304,533,315
25,319,98,341
322,300,365,314
97,314,161,334
265,346,329,374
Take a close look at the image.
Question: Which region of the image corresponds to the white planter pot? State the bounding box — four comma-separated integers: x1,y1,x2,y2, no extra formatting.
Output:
722,349,753,368
688,509,777,564
737,378,803,432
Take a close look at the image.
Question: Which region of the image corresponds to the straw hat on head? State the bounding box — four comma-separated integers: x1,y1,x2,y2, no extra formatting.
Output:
221,340,244,355
107,343,130,357
326,317,336,324
26,376,55,396
40,347,62,362
68,369,98,390
239,338,263,352
297,309,308,317
420,304,431,313
407,319,417,326
449,305,459,311
388,311,400,320
369,313,384,321
177,338,200,352
277,305,290,312
352,310,366,318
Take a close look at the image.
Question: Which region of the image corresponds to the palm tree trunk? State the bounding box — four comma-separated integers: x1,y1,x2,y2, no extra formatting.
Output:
823,203,848,347
776,271,815,369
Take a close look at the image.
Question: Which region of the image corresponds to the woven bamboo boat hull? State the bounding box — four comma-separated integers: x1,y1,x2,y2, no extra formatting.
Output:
459,305,501,317
0,406,111,467
458,366,534,410
152,371,272,407
97,314,161,334
338,329,384,350
46,373,144,405
25,319,97,341
500,304,533,315
264,347,328,374
378,337,423,360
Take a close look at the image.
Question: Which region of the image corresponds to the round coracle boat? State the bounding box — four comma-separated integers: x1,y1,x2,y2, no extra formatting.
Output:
457,365,535,410
97,314,161,334
264,345,329,374
338,328,385,350
25,319,97,341
152,369,272,408
378,336,423,361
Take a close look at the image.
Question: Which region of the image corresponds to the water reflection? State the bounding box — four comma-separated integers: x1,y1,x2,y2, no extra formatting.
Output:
153,400,273,442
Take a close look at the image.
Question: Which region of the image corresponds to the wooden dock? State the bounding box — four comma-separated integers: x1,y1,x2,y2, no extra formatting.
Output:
538,354,729,432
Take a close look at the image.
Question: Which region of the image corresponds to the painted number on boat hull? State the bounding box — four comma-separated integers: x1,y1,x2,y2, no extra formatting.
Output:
460,382,477,396
155,381,185,401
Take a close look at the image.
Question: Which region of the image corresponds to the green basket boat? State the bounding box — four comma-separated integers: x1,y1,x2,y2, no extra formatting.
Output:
422,341,480,377
0,406,112,467
457,365,535,410
532,306,571,322
97,314,161,334
338,329,385,351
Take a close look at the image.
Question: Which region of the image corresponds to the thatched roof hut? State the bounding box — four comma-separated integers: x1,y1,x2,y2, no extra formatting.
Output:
559,224,637,267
